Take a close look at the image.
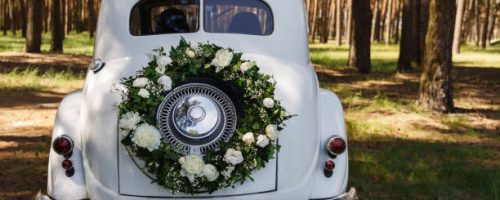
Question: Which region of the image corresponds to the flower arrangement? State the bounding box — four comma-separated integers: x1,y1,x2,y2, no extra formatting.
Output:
115,39,293,194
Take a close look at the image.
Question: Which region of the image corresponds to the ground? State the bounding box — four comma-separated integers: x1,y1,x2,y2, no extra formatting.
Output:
0,33,498,199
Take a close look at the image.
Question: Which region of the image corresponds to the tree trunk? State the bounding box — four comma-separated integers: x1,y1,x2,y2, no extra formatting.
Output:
384,0,393,45
25,0,42,53
475,0,481,46
346,0,353,45
397,0,415,72
51,0,64,52
417,0,430,66
371,0,381,42
418,0,456,113
88,0,96,38
482,0,490,48
349,0,372,74
335,0,343,46
453,0,465,54
8,0,15,35
488,0,500,42
311,0,319,42
20,0,27,37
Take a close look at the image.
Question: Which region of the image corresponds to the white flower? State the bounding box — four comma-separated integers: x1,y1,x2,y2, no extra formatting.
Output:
221,166,235,179
119,129,130,137
212,49,233,72
256,135,269,148
203,164,219,182
131,123,161,152
223,148,244,165
180,169,196,182
242,132,255,145
138,88,150,98
133,78,149,88
155,65,166,74
263,98,275,108
179,155,205,175
265,124,279,141
119,112,141,130
240,61,255,73
268,77,276,85
186,49,196,58
146,51,160,61
190,42,199,50
157,75,172,91
157,55,171,68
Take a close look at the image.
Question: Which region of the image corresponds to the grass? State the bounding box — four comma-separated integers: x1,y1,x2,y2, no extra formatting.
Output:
310,42,500,70
0,31,94,56
0,68,84,92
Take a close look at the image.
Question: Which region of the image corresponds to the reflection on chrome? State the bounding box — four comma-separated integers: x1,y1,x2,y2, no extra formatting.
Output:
173,96,221,139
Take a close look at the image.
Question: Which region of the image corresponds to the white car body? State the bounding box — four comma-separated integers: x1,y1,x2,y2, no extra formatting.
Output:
46,0,355,199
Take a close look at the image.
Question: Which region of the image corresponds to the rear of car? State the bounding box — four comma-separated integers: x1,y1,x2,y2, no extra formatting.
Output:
45,0,354,199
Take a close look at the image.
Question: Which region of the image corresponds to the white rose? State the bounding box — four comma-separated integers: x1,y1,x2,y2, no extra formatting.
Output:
138,88,150,98
240,61,255,73
221,166,235,179
186,49,196,58
263,98,275,108
190,42,199,51
155,65,166,74
223,148,244,165
265,124,279,141
179,155,205,175
256,135,269,148
157,75,172,91
157,55,171,67
242,132,255,145
212,49,233,72
132,77,149,88
131,123,161,152
203,164,219,182
119,112,141,130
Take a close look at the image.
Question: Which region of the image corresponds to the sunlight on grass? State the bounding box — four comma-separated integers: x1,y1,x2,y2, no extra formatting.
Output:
0,32,94,56
310,42,500,71
0,68,84,92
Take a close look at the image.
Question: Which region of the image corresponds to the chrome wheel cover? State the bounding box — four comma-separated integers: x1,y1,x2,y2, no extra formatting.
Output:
157,83,237,155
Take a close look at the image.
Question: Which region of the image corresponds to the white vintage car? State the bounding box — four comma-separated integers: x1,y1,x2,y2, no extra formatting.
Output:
45,0,356,199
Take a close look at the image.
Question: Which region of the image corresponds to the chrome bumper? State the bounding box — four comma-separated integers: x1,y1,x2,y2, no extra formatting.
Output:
310,188,357,200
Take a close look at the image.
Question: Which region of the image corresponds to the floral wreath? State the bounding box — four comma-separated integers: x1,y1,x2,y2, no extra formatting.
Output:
115,39,293,194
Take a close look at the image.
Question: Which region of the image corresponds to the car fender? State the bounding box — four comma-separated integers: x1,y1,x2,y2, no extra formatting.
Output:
47,90,88,199
309,89,349,199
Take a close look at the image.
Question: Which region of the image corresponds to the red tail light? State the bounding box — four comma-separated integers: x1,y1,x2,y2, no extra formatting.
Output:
53,136,73,156
324,160,335,171
326,136,346,156
62,159,73,170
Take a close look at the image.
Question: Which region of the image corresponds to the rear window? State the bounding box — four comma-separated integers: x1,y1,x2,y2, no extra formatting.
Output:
204,0,273,35
129,0,273,36
130,0,199,36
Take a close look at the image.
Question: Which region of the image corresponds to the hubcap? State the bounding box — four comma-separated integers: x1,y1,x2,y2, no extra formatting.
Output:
157,83,237,155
